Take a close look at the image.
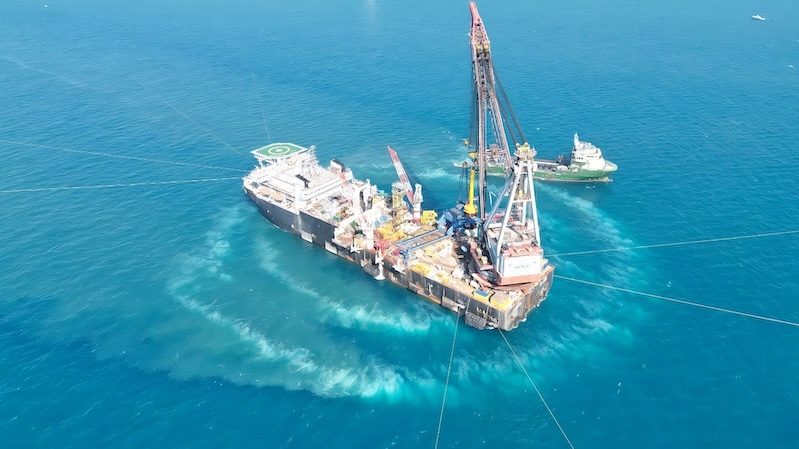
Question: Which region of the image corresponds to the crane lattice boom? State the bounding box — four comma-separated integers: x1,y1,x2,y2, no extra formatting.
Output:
387,146,414,203
468,1,528,219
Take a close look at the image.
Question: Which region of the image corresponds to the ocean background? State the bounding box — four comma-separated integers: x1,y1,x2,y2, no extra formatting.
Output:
2,0,798,447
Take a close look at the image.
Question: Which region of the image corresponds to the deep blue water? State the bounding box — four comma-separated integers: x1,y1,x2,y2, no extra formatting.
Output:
2,0,799,447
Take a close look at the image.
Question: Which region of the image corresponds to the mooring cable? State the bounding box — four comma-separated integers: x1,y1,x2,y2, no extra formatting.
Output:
130,79,249,160
0,139,248,173
1,57,247,163
0,177,240,194
156,96,249,160
548,230,799,258
251,72,272,144
555,275,799,328
499,330,576,449
434,301,467,449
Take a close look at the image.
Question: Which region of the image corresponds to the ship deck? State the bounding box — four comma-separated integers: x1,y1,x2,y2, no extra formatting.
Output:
385,230,533,313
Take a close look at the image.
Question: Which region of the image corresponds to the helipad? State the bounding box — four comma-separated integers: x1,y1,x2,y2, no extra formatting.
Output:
251,143,308,160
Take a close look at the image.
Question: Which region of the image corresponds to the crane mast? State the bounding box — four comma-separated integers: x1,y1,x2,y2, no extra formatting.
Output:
465,2,547,287
469,1,513,219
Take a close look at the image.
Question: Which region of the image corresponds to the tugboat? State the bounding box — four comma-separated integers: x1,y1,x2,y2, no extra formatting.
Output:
534,133,618,182
455,133,618,182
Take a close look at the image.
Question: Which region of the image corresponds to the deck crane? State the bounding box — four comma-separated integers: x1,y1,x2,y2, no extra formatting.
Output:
387,146,423,222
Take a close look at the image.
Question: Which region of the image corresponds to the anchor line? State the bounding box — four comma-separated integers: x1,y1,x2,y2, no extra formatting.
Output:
434,299,470,449
500,330,576,449
251,72,272,144
0,177,240,194
548,230,799,258
157,97,248,159
131,79,249,160
554,275,799,328
0,139,247,173
3,58,248,164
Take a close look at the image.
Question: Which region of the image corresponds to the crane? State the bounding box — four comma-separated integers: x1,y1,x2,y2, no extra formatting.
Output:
465,3,547,286
387,146,414,203
387,146,424,222
468,1,530,220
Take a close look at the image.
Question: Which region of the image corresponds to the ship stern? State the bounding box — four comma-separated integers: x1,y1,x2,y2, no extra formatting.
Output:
497,264,555,331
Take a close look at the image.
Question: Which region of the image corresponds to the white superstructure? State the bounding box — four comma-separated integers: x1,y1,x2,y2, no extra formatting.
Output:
244,143,350,212
570,133,618,172
242,143,389,247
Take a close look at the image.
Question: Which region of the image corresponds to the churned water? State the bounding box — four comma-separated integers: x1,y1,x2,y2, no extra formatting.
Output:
2,0,798,447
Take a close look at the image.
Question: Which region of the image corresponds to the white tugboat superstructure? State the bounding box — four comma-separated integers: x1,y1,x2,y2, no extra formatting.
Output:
569,133,618,173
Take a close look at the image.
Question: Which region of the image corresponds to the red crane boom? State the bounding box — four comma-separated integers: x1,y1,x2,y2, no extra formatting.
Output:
387,145,414,203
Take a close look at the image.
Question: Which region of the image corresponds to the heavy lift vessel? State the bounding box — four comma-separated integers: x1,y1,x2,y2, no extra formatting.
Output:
242,3,554,330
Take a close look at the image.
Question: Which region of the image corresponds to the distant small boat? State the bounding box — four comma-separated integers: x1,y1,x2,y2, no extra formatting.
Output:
752,14,766,21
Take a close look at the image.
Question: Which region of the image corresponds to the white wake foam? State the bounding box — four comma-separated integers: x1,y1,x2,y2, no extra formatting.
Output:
161,207,446,400
416,167,459,181
254,237,442,334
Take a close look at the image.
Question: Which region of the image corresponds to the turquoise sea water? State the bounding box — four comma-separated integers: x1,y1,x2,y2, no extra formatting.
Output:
2,0,799,447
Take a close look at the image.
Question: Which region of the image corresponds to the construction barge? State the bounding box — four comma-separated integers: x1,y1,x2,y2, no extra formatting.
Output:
243,143,554,331
243,2,556,330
